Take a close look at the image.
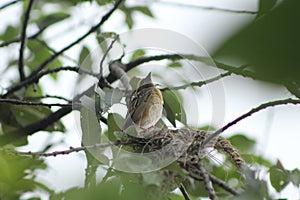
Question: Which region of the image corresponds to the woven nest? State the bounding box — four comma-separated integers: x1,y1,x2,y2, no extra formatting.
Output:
123,128,245,196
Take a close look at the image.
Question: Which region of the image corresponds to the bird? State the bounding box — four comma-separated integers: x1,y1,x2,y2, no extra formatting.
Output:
122,72,164,131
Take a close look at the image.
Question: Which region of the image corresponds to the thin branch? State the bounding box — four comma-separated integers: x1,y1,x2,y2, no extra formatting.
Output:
18,142,118,157
198,161,217,200
161,71,230,91
179,183,191,200
0,98,76,108
2,66,98,97
214,61,262,81
189,173,238,196
28,0,124,80
165,64,249,91
18,0,35,81
23,94,70,102
202,98,300,147
209,175,238,196
109,60,132,91
99,35,119,77
0,0,21,11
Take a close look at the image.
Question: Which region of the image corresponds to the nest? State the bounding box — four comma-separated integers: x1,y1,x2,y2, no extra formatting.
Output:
124,128,245,197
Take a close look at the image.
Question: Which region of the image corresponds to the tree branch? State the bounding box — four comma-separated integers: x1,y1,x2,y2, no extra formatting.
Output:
179,183,191,200
18,142,118,157
0,106,72,145
209,174,238,196
202,98,300,147
99,35,119,76
0,0,21,11
23,94,70,102
28,0,124,80
2,66,98,97
18,0,35,81
198,161,217,200
0,98,75,108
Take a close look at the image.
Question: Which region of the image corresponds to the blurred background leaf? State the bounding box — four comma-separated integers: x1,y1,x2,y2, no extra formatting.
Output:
214,0,300,87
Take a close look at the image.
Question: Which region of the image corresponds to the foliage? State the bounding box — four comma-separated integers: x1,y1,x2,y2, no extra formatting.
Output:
0,0,299,199
214,0,300,97
0,149,50,199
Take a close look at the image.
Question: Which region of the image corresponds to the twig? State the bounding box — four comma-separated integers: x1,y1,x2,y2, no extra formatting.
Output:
18,142,117,157
214,61,262,81
202,98,300,147
209,175,238,196
189,173,238,196
162,71,231,91
0,0,21,11
99,35,119,77
18,0,35,81
109,60,132,91
28,0,124,80
198,161,217,200
23,94,70,102
2,66,98,97
0,98,76,108
179,183,191,200
107,53,216,83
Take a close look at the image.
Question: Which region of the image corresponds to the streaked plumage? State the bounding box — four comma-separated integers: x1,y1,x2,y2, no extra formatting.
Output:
123,72,163,131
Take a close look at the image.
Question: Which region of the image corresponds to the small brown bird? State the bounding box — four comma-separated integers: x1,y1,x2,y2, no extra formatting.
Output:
123,72,164,131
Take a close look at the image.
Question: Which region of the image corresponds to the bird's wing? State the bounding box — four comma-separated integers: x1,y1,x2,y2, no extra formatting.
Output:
122,88,153,130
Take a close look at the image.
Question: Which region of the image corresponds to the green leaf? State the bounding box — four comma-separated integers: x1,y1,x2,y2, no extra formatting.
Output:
78,46,92,70
95,87,123,114
80,106,101,146
0,149,46,199
142,173,164,187
129,49,146,61
0,25,20,42
162,90,187,127
96,31,117,46
10,105,65,132
0,105,22,129
269,160,289,192
242,154,272,167
238,166,270,199
125,13,134,29
227,134,256,152
37,12,70,30
168,62,182,68
168,193,185,200
27,40,62,80
107,113,123,141
132,6,154,18
214,0,300,84
95,0,114,6
105,88,123,107
285,81,300,98
24,83,43,97
258,0,277,17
